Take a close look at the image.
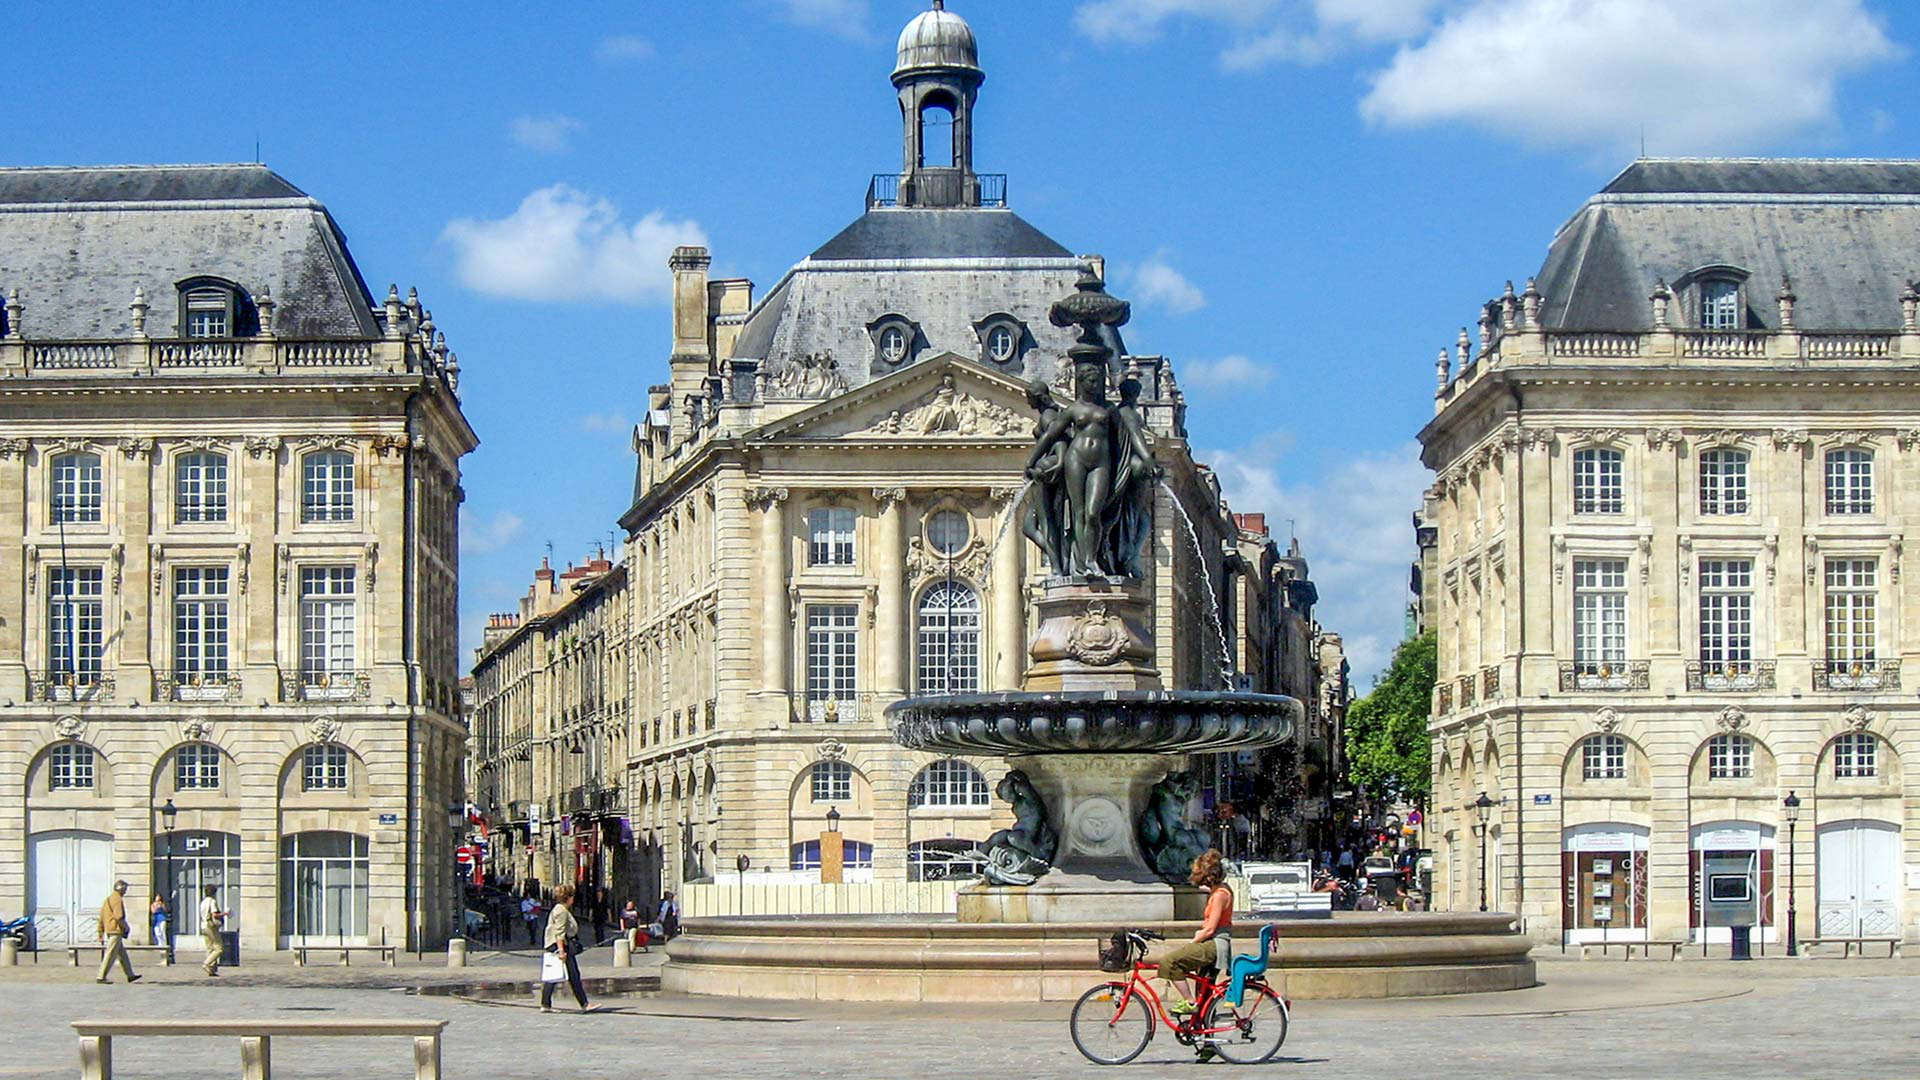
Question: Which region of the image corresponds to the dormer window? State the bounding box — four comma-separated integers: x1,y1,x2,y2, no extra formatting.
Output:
1700,280,1740,330
972,314,1027,367
1674,265,1750,330
177,278,243,339
867,315,920,368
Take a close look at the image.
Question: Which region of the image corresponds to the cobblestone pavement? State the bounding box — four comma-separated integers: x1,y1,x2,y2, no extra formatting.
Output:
0,955,1914,1078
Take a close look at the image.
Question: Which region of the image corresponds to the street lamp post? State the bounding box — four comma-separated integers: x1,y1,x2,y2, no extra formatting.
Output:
1473,792,1494,913
1783,791,1802,957
158,798,178,949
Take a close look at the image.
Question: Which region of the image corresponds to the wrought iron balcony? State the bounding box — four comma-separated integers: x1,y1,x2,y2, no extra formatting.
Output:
1558,660,1651,692
806,697,861,723
1457,675,1476,709
866,171,1008,210
29,670,113,703
156,670,240,703
281,669,372,703
1814,657,1900,692
1481,665,1501,700
1435,683,1453,714
1686,660,1777,692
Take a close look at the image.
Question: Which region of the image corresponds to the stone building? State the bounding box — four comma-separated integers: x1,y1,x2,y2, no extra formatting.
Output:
469,554,631,895
0,164,476,955
1422,158,1920,946
466,4,1335,911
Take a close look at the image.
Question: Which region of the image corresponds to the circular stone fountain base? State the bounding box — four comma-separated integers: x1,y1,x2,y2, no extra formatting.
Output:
662,912,1536,1002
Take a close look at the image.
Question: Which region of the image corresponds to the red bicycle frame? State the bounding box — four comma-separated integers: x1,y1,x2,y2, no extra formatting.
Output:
1108,960,1243,1037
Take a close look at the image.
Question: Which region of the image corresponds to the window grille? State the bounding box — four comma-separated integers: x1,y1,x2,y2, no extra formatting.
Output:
1573,448,1624,514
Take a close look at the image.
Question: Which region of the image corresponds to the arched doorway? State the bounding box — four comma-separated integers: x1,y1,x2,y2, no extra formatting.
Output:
1817,819,1900,937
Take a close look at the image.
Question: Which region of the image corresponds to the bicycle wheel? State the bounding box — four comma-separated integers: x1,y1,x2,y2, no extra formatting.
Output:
1204,983,1288,1064
1069,981,1154,1065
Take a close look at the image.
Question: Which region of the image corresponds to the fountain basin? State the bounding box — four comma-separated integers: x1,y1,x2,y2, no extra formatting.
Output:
885,689,1301,755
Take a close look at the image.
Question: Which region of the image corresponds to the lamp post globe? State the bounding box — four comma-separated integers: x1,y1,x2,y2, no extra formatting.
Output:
1783,791,1802,956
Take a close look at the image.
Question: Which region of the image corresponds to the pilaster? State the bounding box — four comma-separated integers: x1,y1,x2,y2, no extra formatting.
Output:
990,487,1025,689
872,488,907,698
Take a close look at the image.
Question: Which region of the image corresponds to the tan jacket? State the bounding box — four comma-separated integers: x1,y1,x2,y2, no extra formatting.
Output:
544,903,579,950
98,891,128,937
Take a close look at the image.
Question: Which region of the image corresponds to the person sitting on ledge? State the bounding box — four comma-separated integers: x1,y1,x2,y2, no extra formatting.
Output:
1156,850,1233,1017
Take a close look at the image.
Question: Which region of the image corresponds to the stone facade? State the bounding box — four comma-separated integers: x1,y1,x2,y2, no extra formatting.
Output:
0,165,476,954
1421,159,1920,946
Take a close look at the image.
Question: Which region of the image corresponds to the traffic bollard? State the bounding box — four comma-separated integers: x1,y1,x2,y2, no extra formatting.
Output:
447,938,468,968
613,937,632,968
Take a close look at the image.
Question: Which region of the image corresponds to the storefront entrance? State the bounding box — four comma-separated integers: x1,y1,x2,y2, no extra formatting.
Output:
1690,821,1774,944
28,830,113,947
1561,823,1648,943
154,830,241,952
1817,819,1899,937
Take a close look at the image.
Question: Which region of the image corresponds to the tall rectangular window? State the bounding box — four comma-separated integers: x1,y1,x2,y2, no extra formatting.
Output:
301,451,355,523
173,567,230,682
299,567,357,682
51,452,103,524
1572,559,1628,673
1572,448,1624,514
1697,449,1749,516
807,508,856,567
805,603,858,707
1697,558,1754,675
1825,449,1874,515
47,567,104,684
1824,558,1877,667
175,452,229,523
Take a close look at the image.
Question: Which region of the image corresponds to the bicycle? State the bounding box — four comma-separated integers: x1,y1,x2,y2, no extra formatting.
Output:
1068,926,1289,1066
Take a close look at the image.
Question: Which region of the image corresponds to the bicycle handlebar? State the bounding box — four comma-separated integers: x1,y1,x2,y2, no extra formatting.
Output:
1125,928,1165,942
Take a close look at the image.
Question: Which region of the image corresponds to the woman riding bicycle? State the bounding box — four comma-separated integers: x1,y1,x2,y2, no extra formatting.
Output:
1156,849,1232,1017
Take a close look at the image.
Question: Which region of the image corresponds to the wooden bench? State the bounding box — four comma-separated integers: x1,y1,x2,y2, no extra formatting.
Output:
66,943,174,967
73,1018,446,1080
290,944,397,967
1804,936,1901,958
1579,939,1684,960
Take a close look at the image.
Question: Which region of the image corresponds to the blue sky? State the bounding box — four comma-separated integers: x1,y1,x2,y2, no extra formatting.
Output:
11,0,1918,682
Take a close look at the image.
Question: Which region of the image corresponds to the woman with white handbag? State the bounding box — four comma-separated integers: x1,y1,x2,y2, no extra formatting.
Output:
539,884,592,1014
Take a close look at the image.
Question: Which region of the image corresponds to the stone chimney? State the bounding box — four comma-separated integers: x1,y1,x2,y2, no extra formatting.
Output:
670,246,713,442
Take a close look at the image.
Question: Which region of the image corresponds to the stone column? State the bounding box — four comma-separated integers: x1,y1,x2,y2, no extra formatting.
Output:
0,440,26,698
750,488,790,697
241,437,280,700
990,486,1025,690
117,439,155,685
872,488,907,699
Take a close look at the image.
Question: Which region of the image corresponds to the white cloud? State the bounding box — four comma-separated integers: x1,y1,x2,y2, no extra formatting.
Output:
441,185,708,304
461,509,527,555
1203,439,1430,682
1075,0,1281,45
1178,353,1272,390
1129,255,1207,314
1074,0,1441,66
508,115,585,154
1361,0,1900,153
771,0,870,38
580,412,631,435
594,34,655,63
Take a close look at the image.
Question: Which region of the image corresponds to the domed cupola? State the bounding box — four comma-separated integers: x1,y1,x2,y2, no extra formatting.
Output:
891,2,987,209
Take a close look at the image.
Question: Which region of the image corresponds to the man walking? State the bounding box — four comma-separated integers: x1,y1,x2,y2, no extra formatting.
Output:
95,880,140,984
198,885,228,977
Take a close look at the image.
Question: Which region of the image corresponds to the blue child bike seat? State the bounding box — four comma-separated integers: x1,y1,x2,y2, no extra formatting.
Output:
1224,923,1276,1008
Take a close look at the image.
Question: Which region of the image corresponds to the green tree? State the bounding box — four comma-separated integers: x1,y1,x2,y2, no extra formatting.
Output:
1344,631,1435,802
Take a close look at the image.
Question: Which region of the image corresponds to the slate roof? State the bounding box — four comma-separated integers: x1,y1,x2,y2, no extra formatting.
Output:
1537,158,1920,331
0,163,381,339
728,207,1100,390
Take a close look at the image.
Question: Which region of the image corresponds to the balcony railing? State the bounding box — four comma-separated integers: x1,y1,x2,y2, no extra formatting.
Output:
1814,658,1900,691
12,337,415,377
281,669,372,703
1679,330,1768,358
1457,675,1476,710
805,697,861,723
29,670,114,703
156,670,240,703
866,171,1008,210
1435,683,1453,714
1558,660,1650,692
1549,332,1643,358
1686,660,1776,692
1481,665,1501,700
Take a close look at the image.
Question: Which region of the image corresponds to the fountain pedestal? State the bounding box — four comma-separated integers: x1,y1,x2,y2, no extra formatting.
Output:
1023,578,1159,692
957,752,1204,923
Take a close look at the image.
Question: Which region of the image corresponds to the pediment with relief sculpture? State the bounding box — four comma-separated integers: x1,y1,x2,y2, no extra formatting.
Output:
757,352,1035,442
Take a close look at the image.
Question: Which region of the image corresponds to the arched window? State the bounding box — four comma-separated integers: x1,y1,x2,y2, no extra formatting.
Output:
908,759,990,808
179,280,239,338
1706,733,1753,780
51,452,102,523
1697,448,1748,516
811,760,852,803
175,451,229,523
301,450,355,523
1580,734,1627,781
1825,449,1873,515
909,838,986,882
174,743,222,790
1572,448,1623,514
48,742,96,790
918,95,956,168
1833,732,1878,778
917,581,980,695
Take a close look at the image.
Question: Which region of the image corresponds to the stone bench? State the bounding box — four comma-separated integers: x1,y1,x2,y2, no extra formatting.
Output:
73,1018,446,1080
1579,939,1683,960
66,944,174,967
290,944,396,967
1803,936,1901,958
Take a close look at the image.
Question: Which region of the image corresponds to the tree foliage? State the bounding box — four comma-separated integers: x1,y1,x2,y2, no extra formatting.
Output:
1344,631,1435,802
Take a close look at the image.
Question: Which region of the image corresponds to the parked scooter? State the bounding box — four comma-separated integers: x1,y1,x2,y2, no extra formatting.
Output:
1,915,32,947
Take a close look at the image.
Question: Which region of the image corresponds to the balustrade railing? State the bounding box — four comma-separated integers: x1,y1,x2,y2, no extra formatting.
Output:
1814,657,1900,691
1686,660,1776,692
1549,332,1642,358
29,670,114,703
1804,332,1895,359
156,670,241,702
1558,660,1650,692
15,338,399,375
1679,331,1768,358
282,669,372,703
